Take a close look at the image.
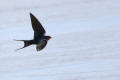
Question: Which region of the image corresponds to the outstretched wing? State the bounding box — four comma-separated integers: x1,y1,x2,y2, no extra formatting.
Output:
36,40,47,51
30,13,46,38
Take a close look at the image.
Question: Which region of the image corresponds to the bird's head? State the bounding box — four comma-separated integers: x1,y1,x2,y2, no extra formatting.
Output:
46,36,51,40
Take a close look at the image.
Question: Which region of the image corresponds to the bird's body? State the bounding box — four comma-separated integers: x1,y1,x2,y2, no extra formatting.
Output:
16,13,51,51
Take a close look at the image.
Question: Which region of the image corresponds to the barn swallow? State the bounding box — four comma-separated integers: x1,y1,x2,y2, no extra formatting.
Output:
16,13,51,51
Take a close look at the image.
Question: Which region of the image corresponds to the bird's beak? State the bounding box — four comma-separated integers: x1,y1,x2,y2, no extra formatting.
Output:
48,37,52,40
48,36,52,40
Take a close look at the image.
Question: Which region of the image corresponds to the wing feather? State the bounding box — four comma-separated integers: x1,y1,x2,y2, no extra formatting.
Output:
36,40,47,51
30,13,46,38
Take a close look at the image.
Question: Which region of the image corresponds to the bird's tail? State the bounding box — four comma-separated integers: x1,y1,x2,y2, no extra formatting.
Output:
14,40,32,50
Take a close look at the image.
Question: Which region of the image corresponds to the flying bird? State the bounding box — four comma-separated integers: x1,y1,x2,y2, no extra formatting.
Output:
16,13,51,51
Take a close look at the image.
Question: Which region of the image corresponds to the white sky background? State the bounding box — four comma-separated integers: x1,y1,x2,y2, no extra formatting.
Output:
0,0,120,80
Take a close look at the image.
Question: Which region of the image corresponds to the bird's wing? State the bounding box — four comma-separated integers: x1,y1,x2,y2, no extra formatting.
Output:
30,13,46,38
36,40,47,51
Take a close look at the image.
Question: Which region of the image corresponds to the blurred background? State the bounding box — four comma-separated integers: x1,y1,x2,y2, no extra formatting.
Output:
0,0,120,80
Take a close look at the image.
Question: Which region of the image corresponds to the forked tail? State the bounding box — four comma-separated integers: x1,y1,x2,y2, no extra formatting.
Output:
15,40,32,51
